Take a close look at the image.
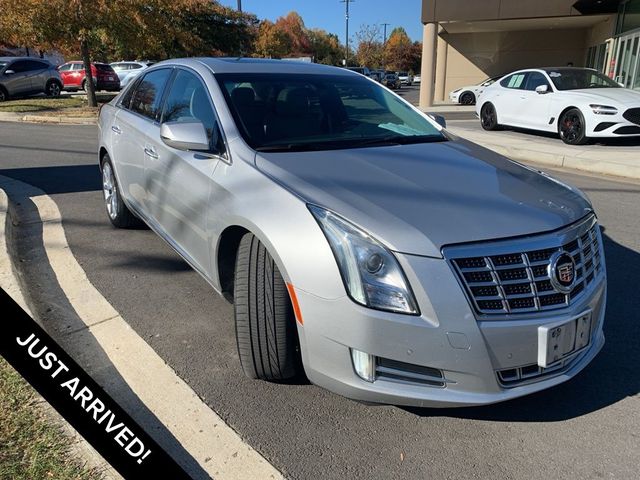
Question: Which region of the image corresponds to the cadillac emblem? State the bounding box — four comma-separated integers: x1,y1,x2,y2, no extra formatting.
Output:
548,251,576,293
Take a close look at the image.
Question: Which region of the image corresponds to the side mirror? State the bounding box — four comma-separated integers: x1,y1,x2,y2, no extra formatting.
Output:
4,69,15,75
428,114,446,128
160,121,209,152
535,84,549,94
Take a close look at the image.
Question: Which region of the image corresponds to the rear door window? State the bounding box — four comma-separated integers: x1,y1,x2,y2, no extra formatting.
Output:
501,73,527,89
129,68,172,121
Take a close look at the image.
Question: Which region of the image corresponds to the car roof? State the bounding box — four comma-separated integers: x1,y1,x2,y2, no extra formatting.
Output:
153,57,353,76
0,56,49,62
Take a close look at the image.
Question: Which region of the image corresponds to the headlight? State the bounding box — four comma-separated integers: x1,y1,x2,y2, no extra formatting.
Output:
309,205,419,315
589,104,618,115
452,88,461,94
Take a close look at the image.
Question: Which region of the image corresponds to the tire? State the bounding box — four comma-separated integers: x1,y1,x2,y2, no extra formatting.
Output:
234,233,302,381
45,80,61,97
101,154,143,228
480,102,500,131
558,108,588,145
460,91,475,105
0,87,7,102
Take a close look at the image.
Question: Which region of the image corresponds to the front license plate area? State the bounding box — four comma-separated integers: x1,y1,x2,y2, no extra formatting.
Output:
538,312,591,368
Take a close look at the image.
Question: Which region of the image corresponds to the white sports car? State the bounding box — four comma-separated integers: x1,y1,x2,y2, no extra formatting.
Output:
476,67,640,145
449,76,501,105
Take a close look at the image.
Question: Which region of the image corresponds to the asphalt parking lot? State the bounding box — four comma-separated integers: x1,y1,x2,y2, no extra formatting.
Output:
1,121,638,479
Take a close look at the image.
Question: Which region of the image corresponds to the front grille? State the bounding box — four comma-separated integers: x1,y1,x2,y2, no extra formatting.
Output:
447,218,603,316
497,350,585,387
622,107,640,125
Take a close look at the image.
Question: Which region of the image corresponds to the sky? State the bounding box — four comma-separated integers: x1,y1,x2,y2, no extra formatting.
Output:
218,0,424,42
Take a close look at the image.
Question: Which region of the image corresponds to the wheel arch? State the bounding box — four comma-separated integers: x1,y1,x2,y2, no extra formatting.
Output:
556,105,582,131
216,225,251,302
460,90,475,103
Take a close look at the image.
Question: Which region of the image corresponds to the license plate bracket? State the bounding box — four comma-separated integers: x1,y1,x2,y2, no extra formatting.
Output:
537,311,591,368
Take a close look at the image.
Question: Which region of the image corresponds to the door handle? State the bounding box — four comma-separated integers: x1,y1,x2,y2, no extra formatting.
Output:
144,146,159,159
111,125,122,134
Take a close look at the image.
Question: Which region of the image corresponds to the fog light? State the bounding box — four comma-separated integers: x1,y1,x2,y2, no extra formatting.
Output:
351,349,376,382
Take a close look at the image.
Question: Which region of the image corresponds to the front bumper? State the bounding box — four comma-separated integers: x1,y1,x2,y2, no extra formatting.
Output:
586,109,640,137
449,91,461,103
295,233,606,408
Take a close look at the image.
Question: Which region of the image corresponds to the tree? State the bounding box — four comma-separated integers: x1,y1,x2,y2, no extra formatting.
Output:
384,27,420,72
254,19,292,58
355,24,384,68
0,1,259,106
307,28,342,65
275,11,310,56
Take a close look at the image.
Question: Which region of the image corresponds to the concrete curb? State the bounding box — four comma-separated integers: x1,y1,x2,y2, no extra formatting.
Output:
447,126,640,181
1,187,121,480
0,176,284,480
0,111,97,125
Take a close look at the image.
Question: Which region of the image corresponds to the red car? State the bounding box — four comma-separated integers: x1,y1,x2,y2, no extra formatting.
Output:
57,61,120,92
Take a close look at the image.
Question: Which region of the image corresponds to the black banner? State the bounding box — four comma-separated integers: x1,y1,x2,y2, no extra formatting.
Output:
0,287,191,479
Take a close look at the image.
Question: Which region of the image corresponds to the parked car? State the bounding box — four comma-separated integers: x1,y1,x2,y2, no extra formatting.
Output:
382,71,400,89
369,70,384,83
397,72,413,86
413,74,421,84
450,75,502,105
99,58,606,407
57,61,120,92
477,67,640,145
110,61,154,88
345,66,371,77
0,57,62,101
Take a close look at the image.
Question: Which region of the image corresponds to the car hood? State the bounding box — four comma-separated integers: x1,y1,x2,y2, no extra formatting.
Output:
255,139,592,257
563,88,640,105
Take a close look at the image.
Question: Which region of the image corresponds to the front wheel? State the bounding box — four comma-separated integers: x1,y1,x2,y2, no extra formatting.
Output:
460,92,475,105
101,155,143,228
559,108,588,145
234,233,302,381
480,103,500,130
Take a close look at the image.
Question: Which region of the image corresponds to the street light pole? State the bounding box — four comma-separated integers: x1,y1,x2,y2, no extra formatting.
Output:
237,0,242,12
381,23,391,43
340,0,354,65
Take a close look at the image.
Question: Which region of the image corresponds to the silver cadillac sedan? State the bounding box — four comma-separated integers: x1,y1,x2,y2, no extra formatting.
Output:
98,58,606,407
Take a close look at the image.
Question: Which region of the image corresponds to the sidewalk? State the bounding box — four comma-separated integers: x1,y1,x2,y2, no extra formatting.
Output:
423,105,639,181
0,111,97,125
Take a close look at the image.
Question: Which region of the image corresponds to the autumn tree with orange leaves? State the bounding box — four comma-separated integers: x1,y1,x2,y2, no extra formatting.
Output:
0,0,257,106
384,27,422,73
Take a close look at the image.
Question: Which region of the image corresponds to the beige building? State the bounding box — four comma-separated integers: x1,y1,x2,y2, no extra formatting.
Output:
419,0,623,107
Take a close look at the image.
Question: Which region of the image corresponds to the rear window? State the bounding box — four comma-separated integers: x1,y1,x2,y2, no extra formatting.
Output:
95,64,115,73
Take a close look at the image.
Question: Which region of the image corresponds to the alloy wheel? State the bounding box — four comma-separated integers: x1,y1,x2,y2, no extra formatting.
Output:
560,112,582,144
102,162,118,220
47,82,61,97
481,104,497,129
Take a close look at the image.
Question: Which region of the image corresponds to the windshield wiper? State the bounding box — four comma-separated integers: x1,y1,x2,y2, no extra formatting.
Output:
346,134,447,148
254,134,447,153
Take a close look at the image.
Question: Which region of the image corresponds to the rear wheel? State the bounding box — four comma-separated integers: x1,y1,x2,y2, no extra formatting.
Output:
460,92,475,105
480,102,500,130
45,80,61,97
234,233,302,381
101,154,143,228
558,108,588,145
0,87,7,102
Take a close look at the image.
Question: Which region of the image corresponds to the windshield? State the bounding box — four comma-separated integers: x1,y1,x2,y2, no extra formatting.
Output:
95,64,115,72
217,73,444,152
547,69,621,90
0,61,7,70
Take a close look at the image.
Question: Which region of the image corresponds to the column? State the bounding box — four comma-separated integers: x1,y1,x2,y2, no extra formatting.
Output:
419,22,438,109
434,28,448,102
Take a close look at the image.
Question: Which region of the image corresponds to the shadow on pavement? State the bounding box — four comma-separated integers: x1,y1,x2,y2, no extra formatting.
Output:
405,230,640,422
0,164,101,195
